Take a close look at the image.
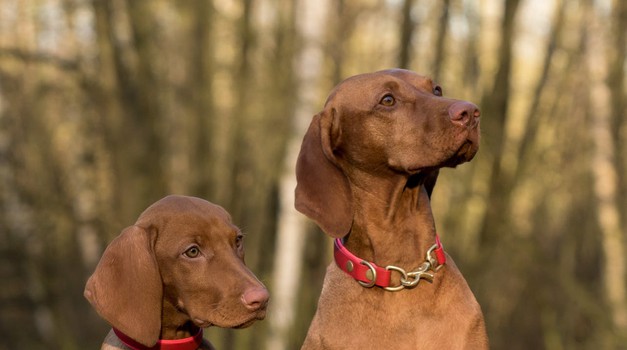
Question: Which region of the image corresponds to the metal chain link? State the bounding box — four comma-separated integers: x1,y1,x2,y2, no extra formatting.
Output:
382,243,443,292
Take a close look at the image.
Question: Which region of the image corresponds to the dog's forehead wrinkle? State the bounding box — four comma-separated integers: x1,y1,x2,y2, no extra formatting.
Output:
328,76,438,117
150,215,238,256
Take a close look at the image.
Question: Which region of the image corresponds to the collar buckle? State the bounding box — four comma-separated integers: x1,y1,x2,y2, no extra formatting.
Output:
334,235,447,292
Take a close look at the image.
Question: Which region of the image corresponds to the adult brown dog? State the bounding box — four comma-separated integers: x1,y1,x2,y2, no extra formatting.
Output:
85,195,269,350
295,69,488,349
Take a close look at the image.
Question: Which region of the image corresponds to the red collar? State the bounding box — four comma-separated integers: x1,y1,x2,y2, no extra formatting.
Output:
334,235,446,291
113,328,204,350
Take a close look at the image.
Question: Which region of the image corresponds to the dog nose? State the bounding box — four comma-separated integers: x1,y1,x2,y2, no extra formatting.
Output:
448,101,480,127
242,287,270,311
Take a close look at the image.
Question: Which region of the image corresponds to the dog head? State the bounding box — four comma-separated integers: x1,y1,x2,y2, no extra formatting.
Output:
84,195,268,346
295,69,480,237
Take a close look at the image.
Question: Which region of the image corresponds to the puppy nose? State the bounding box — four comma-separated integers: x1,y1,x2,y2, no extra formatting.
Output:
242,287,269,311
448,101,480,127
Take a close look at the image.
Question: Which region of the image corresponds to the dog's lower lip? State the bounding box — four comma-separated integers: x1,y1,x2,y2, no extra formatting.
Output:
234,318,257,329
193,318,212,327
234,312,266,329
406,166,425,174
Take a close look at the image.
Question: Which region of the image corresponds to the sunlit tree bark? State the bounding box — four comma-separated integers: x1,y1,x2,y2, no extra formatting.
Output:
513,0,565,181
266,1,329,349
585,0,627,336
607,0,626,240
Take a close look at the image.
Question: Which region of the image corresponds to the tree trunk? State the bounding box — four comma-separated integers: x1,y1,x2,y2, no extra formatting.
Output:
432,0,450,81
477,0,521,245
266,1,329,349
585,0,627,334
607,0,627,243
189,0,216,198
397,0,416,69
513,0,565,181
473,0,521,344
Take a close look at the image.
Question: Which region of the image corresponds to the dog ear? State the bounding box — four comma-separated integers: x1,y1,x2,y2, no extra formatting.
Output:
295,109,353,238
424,170,439,198
84,225,162,347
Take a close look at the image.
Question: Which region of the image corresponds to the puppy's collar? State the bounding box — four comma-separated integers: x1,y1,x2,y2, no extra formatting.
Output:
334,235,446,292
113,328,203,350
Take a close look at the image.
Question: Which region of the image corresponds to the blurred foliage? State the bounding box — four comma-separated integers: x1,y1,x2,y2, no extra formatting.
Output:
0,0,625,349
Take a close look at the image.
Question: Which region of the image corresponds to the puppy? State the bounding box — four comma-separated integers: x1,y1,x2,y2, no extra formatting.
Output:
85,195,269,350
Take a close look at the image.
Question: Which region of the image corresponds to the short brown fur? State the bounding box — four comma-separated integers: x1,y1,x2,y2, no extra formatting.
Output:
85,195,269,350
296,69,488,349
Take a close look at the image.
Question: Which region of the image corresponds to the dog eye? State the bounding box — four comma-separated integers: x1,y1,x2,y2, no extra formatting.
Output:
235,234,244,248
183,246,201,258
379,94,395,106
433,85,443,96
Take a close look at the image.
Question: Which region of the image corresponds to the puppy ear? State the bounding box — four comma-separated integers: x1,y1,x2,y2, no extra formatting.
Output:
84,225,162,347
424,170,439,198
295,110,353,238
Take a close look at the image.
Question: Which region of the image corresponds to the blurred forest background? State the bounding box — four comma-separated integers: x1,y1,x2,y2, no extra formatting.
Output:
0,0,625,349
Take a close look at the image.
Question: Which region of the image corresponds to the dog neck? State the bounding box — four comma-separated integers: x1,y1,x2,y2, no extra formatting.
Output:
160,296,202,340
344,171,438,268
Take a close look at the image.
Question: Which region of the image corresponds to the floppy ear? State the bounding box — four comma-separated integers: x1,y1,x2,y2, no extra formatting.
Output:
84,225,162,347
295,109,353,238
424,170,439,199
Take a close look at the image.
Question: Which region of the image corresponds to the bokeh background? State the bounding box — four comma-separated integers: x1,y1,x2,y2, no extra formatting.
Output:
0,0,625,349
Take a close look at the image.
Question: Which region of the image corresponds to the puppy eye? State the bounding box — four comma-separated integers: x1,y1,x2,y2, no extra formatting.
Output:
433,85,443,96
235,234,244,248
379,94,395,106
183,246,201,258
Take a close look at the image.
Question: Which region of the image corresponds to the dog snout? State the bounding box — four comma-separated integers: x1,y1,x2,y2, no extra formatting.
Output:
241,287,270,311
448,101,480,128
